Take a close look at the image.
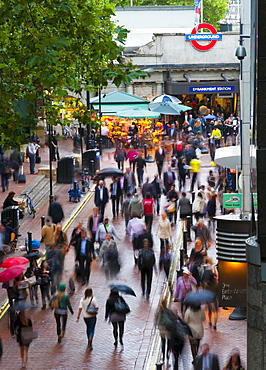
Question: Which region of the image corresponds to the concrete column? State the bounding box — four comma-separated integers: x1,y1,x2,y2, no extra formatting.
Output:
126,84,134,95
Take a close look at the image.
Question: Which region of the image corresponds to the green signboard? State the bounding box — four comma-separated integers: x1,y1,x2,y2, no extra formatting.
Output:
223,193,243,208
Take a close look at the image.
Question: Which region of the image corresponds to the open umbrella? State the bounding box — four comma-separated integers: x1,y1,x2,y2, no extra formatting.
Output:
109,284,136,296
183,289,215,307
94,167,123,179
23,252,43,260
115,108,160,119
215,145,256,169
152,94,181,104
0,265,26,283
149,102,191,115
203,114,217,120
0,257,29,268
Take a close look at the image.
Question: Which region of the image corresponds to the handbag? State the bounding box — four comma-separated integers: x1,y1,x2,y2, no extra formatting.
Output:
114,297,130,315
21,327,38,346
27,276,36,286
86,297,98,316
50,296,59,309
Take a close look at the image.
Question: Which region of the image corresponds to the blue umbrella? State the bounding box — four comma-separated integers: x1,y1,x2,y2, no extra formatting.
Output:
152,94,181,104
114,108,160,119
203,114,217,120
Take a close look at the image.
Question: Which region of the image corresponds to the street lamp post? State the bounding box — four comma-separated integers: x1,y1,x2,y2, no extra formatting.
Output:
98,87,102,155
86,89,94,150
48,123,53,204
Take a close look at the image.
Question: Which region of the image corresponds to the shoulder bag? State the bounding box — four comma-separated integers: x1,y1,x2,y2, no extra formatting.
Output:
86,297,98,316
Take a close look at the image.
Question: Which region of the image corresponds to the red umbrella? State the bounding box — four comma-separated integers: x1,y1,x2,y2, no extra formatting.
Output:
0,265,27,282
0,257,29,268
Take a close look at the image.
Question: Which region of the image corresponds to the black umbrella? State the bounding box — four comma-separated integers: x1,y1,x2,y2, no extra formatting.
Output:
109,284,136,296
183,289,215,307
94,167,123,179
23,252,43,260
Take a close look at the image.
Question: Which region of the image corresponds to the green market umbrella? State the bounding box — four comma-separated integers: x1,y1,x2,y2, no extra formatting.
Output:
114,108,160,119
149,102,191,115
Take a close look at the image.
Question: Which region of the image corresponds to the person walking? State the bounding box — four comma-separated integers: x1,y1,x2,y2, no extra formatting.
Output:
14,311,33,368
105,290,128,347
223,348,244,370
94,180,109,218
114,144,127,171
110,177,122,219
121,191,132,230
25,260,39,307
142,192,155,233
95,218,119,246
124,167,136,194
127,212,146,264
157,213,172,253
76,288,98,350
50,283,74,343
128,192,143,218
138,239,156,299
48,196,64,225
195,343,220,370
192,193,207,222
155,145,165,179
189,157,201,193
10,148,22,182
39,260,51,310
151,175,161,215
135,152,146,187
191,219,211,250
41,216,56,252
70,221,84,258
163,166,176,193
75,231,94,285
184,304,206,360
177,192,191,230
87,208,102,245
173,267,197,317
177,157,187,192
26,140,39,174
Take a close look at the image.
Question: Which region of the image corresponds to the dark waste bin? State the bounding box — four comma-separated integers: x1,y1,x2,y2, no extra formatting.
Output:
82,149,100,176
1,206,21,230
57,156,75,184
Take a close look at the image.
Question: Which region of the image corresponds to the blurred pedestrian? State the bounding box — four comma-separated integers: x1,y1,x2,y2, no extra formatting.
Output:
192,193,207,222
48,196,64,225
177,157,187,192
39,260,51,310
151,175,161,215
105,290,129,347
87,208,102,245
155,145,165,179
110,177,122,219
95,218,119,247
50,283,74,343
50,131,60,161
70,221,84,258
124,167,136,194
121,191,132,230
166,184,179,225
100,235,120,280
127,146,138,172
223,348,244,370
206,192,217,232
54,223,69,266
142,177,152,199
195,343,220,370
26,140,39,174
191,219,211,249
10,148,22,182
138,239,156,299
189,238,207,286
159,244,172,279
76,288,98,350
114,144,127,171
177,191,191,230
46,244,64,294
127,212,146,264
25,260,39,307
128,192,143,218
163,165,176,193
189,157,201,192
173,267,197,317
75,230,93,285
157,212,172,253
142,192,155,233
184,304,206,360
135,152,146,187
94,180,109,218
14,311,33,368
41,216,56,252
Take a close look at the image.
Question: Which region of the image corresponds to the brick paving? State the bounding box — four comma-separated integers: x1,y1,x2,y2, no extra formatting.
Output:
0,139,246,369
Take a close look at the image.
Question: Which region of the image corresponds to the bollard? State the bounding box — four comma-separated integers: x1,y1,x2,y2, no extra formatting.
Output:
156,362,163,370
186,215,192,241
183,230,188,254
144,144,148,159
180,247,185,268
27,231,33,253
191,191,195,203
41,216,45,229
73,180,78,203
90,159,95,177
172,139,175,155
82,178,86,193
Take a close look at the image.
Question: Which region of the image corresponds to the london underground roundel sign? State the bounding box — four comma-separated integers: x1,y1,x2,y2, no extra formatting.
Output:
186,23,223,52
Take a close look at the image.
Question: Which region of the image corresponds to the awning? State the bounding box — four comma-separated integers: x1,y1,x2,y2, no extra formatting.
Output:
91,103,149,115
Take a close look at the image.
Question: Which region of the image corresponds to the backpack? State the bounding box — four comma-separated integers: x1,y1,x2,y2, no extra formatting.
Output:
201,268,216,284
138,248,155,270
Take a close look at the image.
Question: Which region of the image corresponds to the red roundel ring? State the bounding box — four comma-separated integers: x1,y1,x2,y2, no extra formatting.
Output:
191,23,217,51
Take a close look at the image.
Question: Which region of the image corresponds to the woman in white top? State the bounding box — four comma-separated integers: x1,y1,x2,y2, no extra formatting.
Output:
76,288,98,350
157,213,172,252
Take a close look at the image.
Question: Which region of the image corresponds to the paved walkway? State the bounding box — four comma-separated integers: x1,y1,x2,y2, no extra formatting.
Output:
0,139,246,369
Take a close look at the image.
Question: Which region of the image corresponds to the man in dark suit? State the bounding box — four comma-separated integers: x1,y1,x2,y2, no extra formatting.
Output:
151,175,161,215
194,343,220,370
94,180,109,218
155,145,165,179
87,207,103,244
163,166,176,193
110,177,122,218
76,230,93,285
168,123,178,141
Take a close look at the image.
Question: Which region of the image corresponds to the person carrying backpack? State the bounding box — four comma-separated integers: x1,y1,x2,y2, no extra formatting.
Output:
138,239,156,299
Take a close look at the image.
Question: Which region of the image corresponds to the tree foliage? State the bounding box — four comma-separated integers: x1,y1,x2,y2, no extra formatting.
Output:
124,0,229,29
0,0,147,147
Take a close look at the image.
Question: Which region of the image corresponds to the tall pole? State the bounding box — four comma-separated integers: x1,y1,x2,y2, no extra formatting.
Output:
48,123,53,204
98,88,102,155
240,1,251,217
86,89,93,150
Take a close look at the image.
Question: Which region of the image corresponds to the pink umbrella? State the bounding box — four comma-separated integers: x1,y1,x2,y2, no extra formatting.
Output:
0,257,29,268
0,265,27,282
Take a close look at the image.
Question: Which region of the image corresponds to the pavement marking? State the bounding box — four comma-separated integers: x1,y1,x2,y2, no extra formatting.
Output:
0,185,95,321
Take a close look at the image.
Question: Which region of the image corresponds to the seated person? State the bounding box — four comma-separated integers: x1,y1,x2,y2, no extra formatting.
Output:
2,219,17,244
3,191,19,210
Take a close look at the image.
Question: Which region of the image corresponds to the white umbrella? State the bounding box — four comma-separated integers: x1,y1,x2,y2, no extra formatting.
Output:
215,145,256,169
151,94,181,104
